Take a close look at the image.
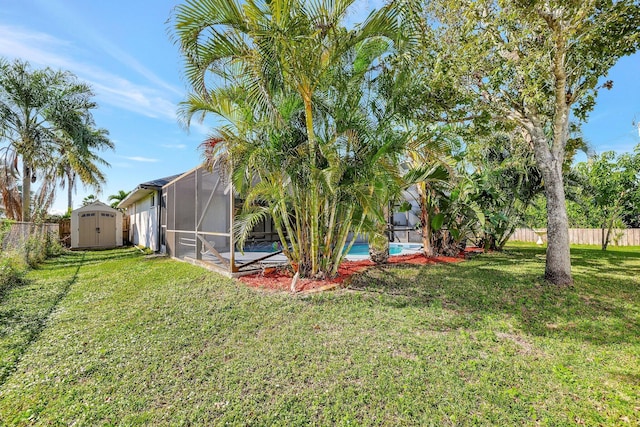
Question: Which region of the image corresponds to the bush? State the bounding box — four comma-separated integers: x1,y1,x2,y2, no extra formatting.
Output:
22,231,65,267
0,253,27,296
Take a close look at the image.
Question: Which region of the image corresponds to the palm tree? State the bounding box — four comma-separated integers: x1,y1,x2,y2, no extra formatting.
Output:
174,0,404,278
0,58,98,221
81,194,98,206
108,190,130,209
56,114,113,210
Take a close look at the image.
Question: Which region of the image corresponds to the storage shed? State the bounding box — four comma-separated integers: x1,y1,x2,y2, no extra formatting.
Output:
71,201,123,249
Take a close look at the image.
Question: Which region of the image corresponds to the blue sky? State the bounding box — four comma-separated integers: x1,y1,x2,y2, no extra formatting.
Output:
0,0,638,213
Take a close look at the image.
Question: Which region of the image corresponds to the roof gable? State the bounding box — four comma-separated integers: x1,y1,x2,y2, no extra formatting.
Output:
73,201,119,213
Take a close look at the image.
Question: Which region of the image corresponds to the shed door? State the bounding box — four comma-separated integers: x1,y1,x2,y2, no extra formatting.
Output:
79,212,98,247
99,212,117,247
78,211,117,247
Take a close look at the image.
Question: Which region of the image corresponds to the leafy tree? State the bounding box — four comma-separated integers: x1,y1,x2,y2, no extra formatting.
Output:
0,58,108,220
373,7,469,257
174,0,404,278
423,0,640,284
574,148,640,250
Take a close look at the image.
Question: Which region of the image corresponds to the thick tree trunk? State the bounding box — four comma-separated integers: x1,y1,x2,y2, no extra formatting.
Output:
540,160,573,285
21,162,31,222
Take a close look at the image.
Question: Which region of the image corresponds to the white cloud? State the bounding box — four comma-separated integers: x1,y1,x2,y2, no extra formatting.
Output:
113,162,133,168
123,156,159,163
30,0,183,97
187,121,213,136
161,143,187,150
0,24,181,122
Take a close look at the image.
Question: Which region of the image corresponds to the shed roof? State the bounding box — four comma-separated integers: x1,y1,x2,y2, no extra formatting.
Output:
73,201,119,213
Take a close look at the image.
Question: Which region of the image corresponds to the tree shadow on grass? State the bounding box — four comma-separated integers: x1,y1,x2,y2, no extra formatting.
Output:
0,252,86,387
34,247,141,271
347,250,640,346
0,273,29,306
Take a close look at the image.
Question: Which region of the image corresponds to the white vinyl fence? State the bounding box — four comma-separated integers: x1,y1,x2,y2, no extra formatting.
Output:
510,228,640,247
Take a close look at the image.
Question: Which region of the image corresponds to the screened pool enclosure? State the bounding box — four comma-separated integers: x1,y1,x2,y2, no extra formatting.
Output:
161,164,281,276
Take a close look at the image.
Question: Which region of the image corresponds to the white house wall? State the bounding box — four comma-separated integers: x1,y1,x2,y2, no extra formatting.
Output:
129,192,159,251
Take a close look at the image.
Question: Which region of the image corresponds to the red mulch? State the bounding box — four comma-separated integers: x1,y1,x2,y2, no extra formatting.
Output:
238,247,484,293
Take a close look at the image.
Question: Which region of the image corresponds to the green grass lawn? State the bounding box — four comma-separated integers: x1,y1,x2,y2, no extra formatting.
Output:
0,244,638,425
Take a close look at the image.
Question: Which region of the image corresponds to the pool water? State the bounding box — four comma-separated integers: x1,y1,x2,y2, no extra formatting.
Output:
346,243,403,256
243,241,421,256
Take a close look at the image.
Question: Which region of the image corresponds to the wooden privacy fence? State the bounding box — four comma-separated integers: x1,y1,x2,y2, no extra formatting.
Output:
510,228,640,247
59,219,71,246
122,216,130,245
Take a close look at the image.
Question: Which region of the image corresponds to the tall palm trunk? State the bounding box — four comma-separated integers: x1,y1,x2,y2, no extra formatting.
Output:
21,162,31,222
302,89,320,276
66,169,76,210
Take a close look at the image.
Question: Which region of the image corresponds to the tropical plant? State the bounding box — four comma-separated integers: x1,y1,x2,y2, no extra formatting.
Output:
81,194,98,206
372,4,474,258
56,113,113,211
174,0,404,278
0,164,21,220
465,131,543,250
108,190,131,210
403,159,452,256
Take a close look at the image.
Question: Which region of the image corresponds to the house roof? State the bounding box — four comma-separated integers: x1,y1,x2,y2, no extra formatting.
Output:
139,174,183,189
117,173,183,209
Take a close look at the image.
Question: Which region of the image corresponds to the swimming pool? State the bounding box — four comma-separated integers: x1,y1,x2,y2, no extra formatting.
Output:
242,241,422,257
346,243,402,256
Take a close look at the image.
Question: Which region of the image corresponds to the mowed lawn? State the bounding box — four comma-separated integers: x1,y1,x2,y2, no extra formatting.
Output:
0,244,638,425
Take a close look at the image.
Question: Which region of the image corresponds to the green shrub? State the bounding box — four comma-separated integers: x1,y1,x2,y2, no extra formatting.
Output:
23,234,46,268
45,231,65,258
0,253,27,296
21,230,65,268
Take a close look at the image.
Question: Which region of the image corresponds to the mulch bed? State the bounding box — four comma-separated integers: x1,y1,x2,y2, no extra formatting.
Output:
239,247,484,294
